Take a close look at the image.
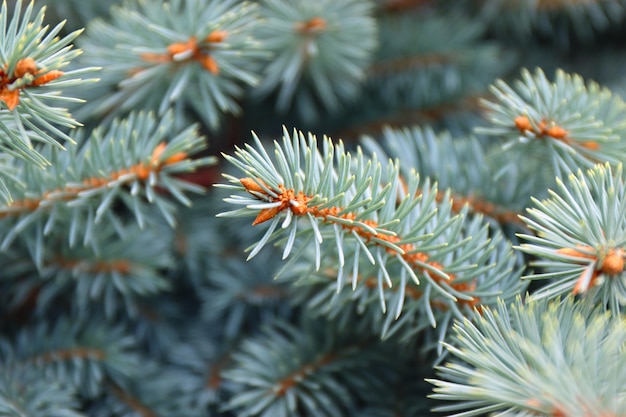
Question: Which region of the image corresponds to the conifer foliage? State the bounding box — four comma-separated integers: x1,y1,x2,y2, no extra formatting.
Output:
1,1,626,416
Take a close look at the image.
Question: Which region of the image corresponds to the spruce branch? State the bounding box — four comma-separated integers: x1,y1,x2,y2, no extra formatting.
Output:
161,331,232,413
30,0,120,32
252,0,377,122
0,0,98,167
218,128,523,329
317,10,512,138
0,110,214,251
75,0,267,129
286,224,525,346
0,318,141,398
429,296,626,417
366,11,509,110
126,296,189,358
473,0,626,45
0,369,83,417
201,251,293,339
88,365,199,417
223,315,391,417
361,126,534,225
518,162,626,313
477,68,626,177
2,221,173,319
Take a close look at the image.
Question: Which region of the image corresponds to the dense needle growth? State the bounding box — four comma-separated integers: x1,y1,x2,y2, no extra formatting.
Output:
0,1,625,416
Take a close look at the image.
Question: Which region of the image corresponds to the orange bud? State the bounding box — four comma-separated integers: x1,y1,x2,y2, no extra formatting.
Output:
116,168,130,177
580,141,600,151
134,163,151,181
556,245,596,261
240,177,269,195
139,52,170,63
514,116,532,132
14,57,37,78
545,125,567,139
164,152,187,165
205,30,228,43
151,142,168,165
31,70,64,86
167,37,197,56
199,55,219,75
0,88,20,110
291,202,307,216
573,267,599,295
602,249,624,275
526,399,542,408
296,17,327,33
89,177,103,187
252,206,281,225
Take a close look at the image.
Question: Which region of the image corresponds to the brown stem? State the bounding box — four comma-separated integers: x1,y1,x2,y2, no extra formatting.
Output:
0,143,188,219
367,52,457,78
29,347,106,363
110,382,160,417
241,179,481,308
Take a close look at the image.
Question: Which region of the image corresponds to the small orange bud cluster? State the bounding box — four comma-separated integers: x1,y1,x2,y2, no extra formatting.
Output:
14,57,37,78
0,57,64,110
514,115,533,132
514,115,568,139
556,245,624,294
240,178,312,225
206,30,228,43
140,31,228,75
602,248,624,275
239,176,480,309
295,17,327,34
1,197,40,214
132,142,188,180
513,115,599,150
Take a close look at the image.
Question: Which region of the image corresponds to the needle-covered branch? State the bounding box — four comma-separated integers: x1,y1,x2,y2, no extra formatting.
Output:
362,126,534,225
253,0,377,122
429,296,626,417
75,0,267,129
88,364,201,417
518,163,626,313
1,220,173,319
471,0,626,46
218,127,524,328
0,369,83,417
366,11,509,112
223,315,392,417
0,318,140,398
478,68,626,177
285,225,525,347
0,111,214,252
0,0,98,167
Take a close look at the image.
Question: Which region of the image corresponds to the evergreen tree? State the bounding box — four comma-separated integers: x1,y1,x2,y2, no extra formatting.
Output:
1,0,625,416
